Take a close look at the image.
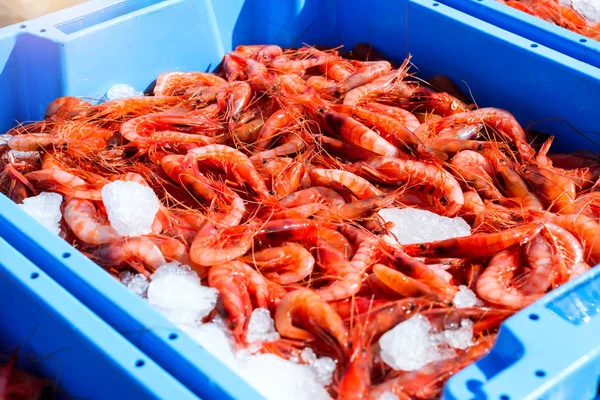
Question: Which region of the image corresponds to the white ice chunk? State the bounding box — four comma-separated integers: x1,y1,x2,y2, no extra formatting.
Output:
300,348,336,386
379,393,400,400
181,323,239,371
237,353,332,400
379,314,446,371
378,208,471,245
147,263,218,325
454,285,483,308
107,84,144,101
247,308,280,344
8,150,39,160
18,192,63,235
379,314,474,371
120,271,149,298
443,319,474,350
101,180,160,237
571,0,600,23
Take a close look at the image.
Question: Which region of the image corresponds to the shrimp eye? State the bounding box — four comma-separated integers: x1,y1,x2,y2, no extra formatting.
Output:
231,116,237,121
269,190,276,195
407,303,416,311
318,108,325,113
419,244,427,250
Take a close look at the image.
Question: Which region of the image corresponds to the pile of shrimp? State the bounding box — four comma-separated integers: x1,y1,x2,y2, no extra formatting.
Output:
2,42,600,399
497,0,600,39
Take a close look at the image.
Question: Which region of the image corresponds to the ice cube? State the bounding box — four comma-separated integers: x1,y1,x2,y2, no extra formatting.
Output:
101,180,160,237
147,263,218,325
379,314,447,371
247,308,280,344
571,0,600,23
299,348,336,386
181,323,239,371
237,353,332,400
380,314,476,371
453,285,483,308
443,319,474,350
120,271,149,298
378,208,471,245
379,393,400,400
17,192,63,235
107,84,144,101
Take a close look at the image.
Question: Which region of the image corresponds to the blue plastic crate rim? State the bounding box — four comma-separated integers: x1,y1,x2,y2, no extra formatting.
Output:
0,235,198,400
437,0,600,70
1,0,600,399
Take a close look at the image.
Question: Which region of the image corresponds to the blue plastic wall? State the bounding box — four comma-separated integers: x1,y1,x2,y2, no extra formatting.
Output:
1,0,600,399
0,236,198,400
439,0,600,70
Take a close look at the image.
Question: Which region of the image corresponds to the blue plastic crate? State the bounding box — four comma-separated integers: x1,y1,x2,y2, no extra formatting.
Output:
1,0,600,399
438,0,600,70
0,236,198,400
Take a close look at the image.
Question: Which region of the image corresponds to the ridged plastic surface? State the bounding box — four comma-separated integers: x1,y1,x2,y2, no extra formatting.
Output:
1,1,600,399
438,0,600,70
0,236,198,400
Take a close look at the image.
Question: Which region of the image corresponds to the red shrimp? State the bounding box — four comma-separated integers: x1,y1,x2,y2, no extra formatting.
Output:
274,289,349,349
319,225,354,258
339,225,379,273
182,144,277,204
216,81,252,123
342,63,409,106
485,147,543,209
476,246,544,310
189,222,255,266
551,214,600,265
335,60,392,95
318,58,355,82
362,102,420,132
354,157,464,216
450,150,503,200
63,198,121,244
253,104,303,150
45,96,92,121
269,47,339,73
154,71,227,97
208,260,270,341
314,238,362,301
119,108,223,148
323,111,400,157
251,133,306,163
241,243,314,284
404,223,541,259
446,108,535,159
160,154,217,203
309,168,383,199
95,236,167,277
316,135,380,160
280,187,346,209
520,164,576,214
373,263,438,298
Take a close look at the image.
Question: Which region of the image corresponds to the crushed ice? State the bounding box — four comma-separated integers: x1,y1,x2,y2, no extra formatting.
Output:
17,192,63,235
106,84,144,101
379,314,474,371
378,393,400,400
247,308,280,344
454,285,483,308
119,271,149,298
140,262,334,399
378,208,471,245
101,180,160,237
146,262,218,325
